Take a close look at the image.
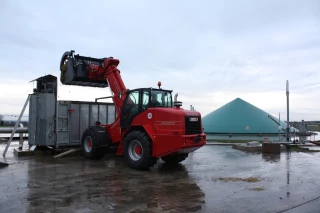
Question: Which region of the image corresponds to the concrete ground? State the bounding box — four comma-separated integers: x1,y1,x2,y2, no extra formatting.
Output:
1,141,320,213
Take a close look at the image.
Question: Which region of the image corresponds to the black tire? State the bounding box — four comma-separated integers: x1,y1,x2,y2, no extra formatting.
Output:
123,130,157,170
81,128,106,159
161,153,188,164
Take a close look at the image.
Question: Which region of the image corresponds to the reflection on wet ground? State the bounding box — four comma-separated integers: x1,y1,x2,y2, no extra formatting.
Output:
1,142,320,213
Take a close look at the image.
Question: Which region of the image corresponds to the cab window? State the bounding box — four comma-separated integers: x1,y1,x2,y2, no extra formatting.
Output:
150,90,172,107
142,89,150,111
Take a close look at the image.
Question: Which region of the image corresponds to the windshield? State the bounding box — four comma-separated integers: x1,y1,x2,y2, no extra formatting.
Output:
150,90,172,108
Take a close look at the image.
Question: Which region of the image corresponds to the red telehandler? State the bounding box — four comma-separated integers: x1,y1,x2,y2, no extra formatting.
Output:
60,50,206,170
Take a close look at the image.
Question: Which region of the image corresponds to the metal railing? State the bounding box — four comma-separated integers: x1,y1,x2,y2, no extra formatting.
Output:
0,127,27,155
3,95,30,156
0,127,28,134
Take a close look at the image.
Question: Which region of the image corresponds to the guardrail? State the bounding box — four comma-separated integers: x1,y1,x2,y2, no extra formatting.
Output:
0,128,28,154
0,127,28,134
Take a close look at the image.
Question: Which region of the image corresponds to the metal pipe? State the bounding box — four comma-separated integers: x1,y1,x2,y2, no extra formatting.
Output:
0,127,28,133
19,133,23,149
174,93,178,102
286,80,290,141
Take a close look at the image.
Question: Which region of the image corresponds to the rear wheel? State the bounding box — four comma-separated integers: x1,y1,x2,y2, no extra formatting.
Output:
123,131,157,170
161,153,188,164
81,128,106,159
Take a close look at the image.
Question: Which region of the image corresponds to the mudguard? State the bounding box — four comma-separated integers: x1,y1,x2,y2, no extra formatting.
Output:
89,126,112,148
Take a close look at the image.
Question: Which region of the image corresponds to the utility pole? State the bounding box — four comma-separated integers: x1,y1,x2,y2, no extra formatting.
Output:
279,112,280,141
286,80,290,141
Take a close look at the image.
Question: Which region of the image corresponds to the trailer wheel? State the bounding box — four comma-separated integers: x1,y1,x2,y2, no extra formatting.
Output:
123,131,157,170
161,153,188,164
81,128,106,159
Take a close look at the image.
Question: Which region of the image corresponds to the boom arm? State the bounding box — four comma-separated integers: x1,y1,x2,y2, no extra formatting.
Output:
60,50,127,115
87,58,127,115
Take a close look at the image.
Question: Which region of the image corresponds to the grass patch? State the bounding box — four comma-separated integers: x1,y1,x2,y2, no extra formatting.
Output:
218,177,260,183
287,146,320,153
249,187,265,191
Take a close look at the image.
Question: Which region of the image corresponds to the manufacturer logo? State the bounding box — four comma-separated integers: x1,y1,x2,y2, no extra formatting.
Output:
161,121,176,125
148,113,152,119
189,117,198,122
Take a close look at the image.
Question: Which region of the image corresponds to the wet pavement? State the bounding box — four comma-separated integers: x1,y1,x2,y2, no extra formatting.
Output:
1,141,320,213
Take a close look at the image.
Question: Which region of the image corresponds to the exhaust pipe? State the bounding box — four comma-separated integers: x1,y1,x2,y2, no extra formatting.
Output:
173,93,182,108
174,93,178,102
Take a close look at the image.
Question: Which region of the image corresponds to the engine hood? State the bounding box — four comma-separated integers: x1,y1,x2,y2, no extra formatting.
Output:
152,107,201,118
148,107,202,135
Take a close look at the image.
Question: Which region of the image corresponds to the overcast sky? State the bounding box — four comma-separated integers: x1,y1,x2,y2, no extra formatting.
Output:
0,0,319,121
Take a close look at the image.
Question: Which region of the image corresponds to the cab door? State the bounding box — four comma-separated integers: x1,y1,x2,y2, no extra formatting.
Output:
120,89,141,129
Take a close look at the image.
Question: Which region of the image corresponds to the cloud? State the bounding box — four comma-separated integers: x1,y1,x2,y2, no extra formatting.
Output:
0,0,319,122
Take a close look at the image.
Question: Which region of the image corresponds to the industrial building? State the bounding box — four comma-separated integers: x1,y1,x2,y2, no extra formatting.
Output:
202,98,288,141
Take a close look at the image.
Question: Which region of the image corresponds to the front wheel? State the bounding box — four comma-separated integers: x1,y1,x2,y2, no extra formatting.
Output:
123,131,157,170
161,153,189,164
81,128,106,159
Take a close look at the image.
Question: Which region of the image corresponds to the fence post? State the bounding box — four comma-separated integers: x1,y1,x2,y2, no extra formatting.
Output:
19,133,23,150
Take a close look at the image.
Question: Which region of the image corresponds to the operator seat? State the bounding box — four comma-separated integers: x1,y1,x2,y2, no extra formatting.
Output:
151,94,161,106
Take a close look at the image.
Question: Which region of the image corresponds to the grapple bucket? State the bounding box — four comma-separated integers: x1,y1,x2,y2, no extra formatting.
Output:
60,50,109,87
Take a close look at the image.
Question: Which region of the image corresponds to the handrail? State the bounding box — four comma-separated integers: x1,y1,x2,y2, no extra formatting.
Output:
0,127,28,133
3,94,30,156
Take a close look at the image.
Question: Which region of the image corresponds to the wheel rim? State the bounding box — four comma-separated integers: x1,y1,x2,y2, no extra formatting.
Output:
84,136,93,152
128,140,143,161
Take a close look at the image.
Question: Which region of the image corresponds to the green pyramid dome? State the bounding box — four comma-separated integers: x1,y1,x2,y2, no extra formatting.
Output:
202,98,287,134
